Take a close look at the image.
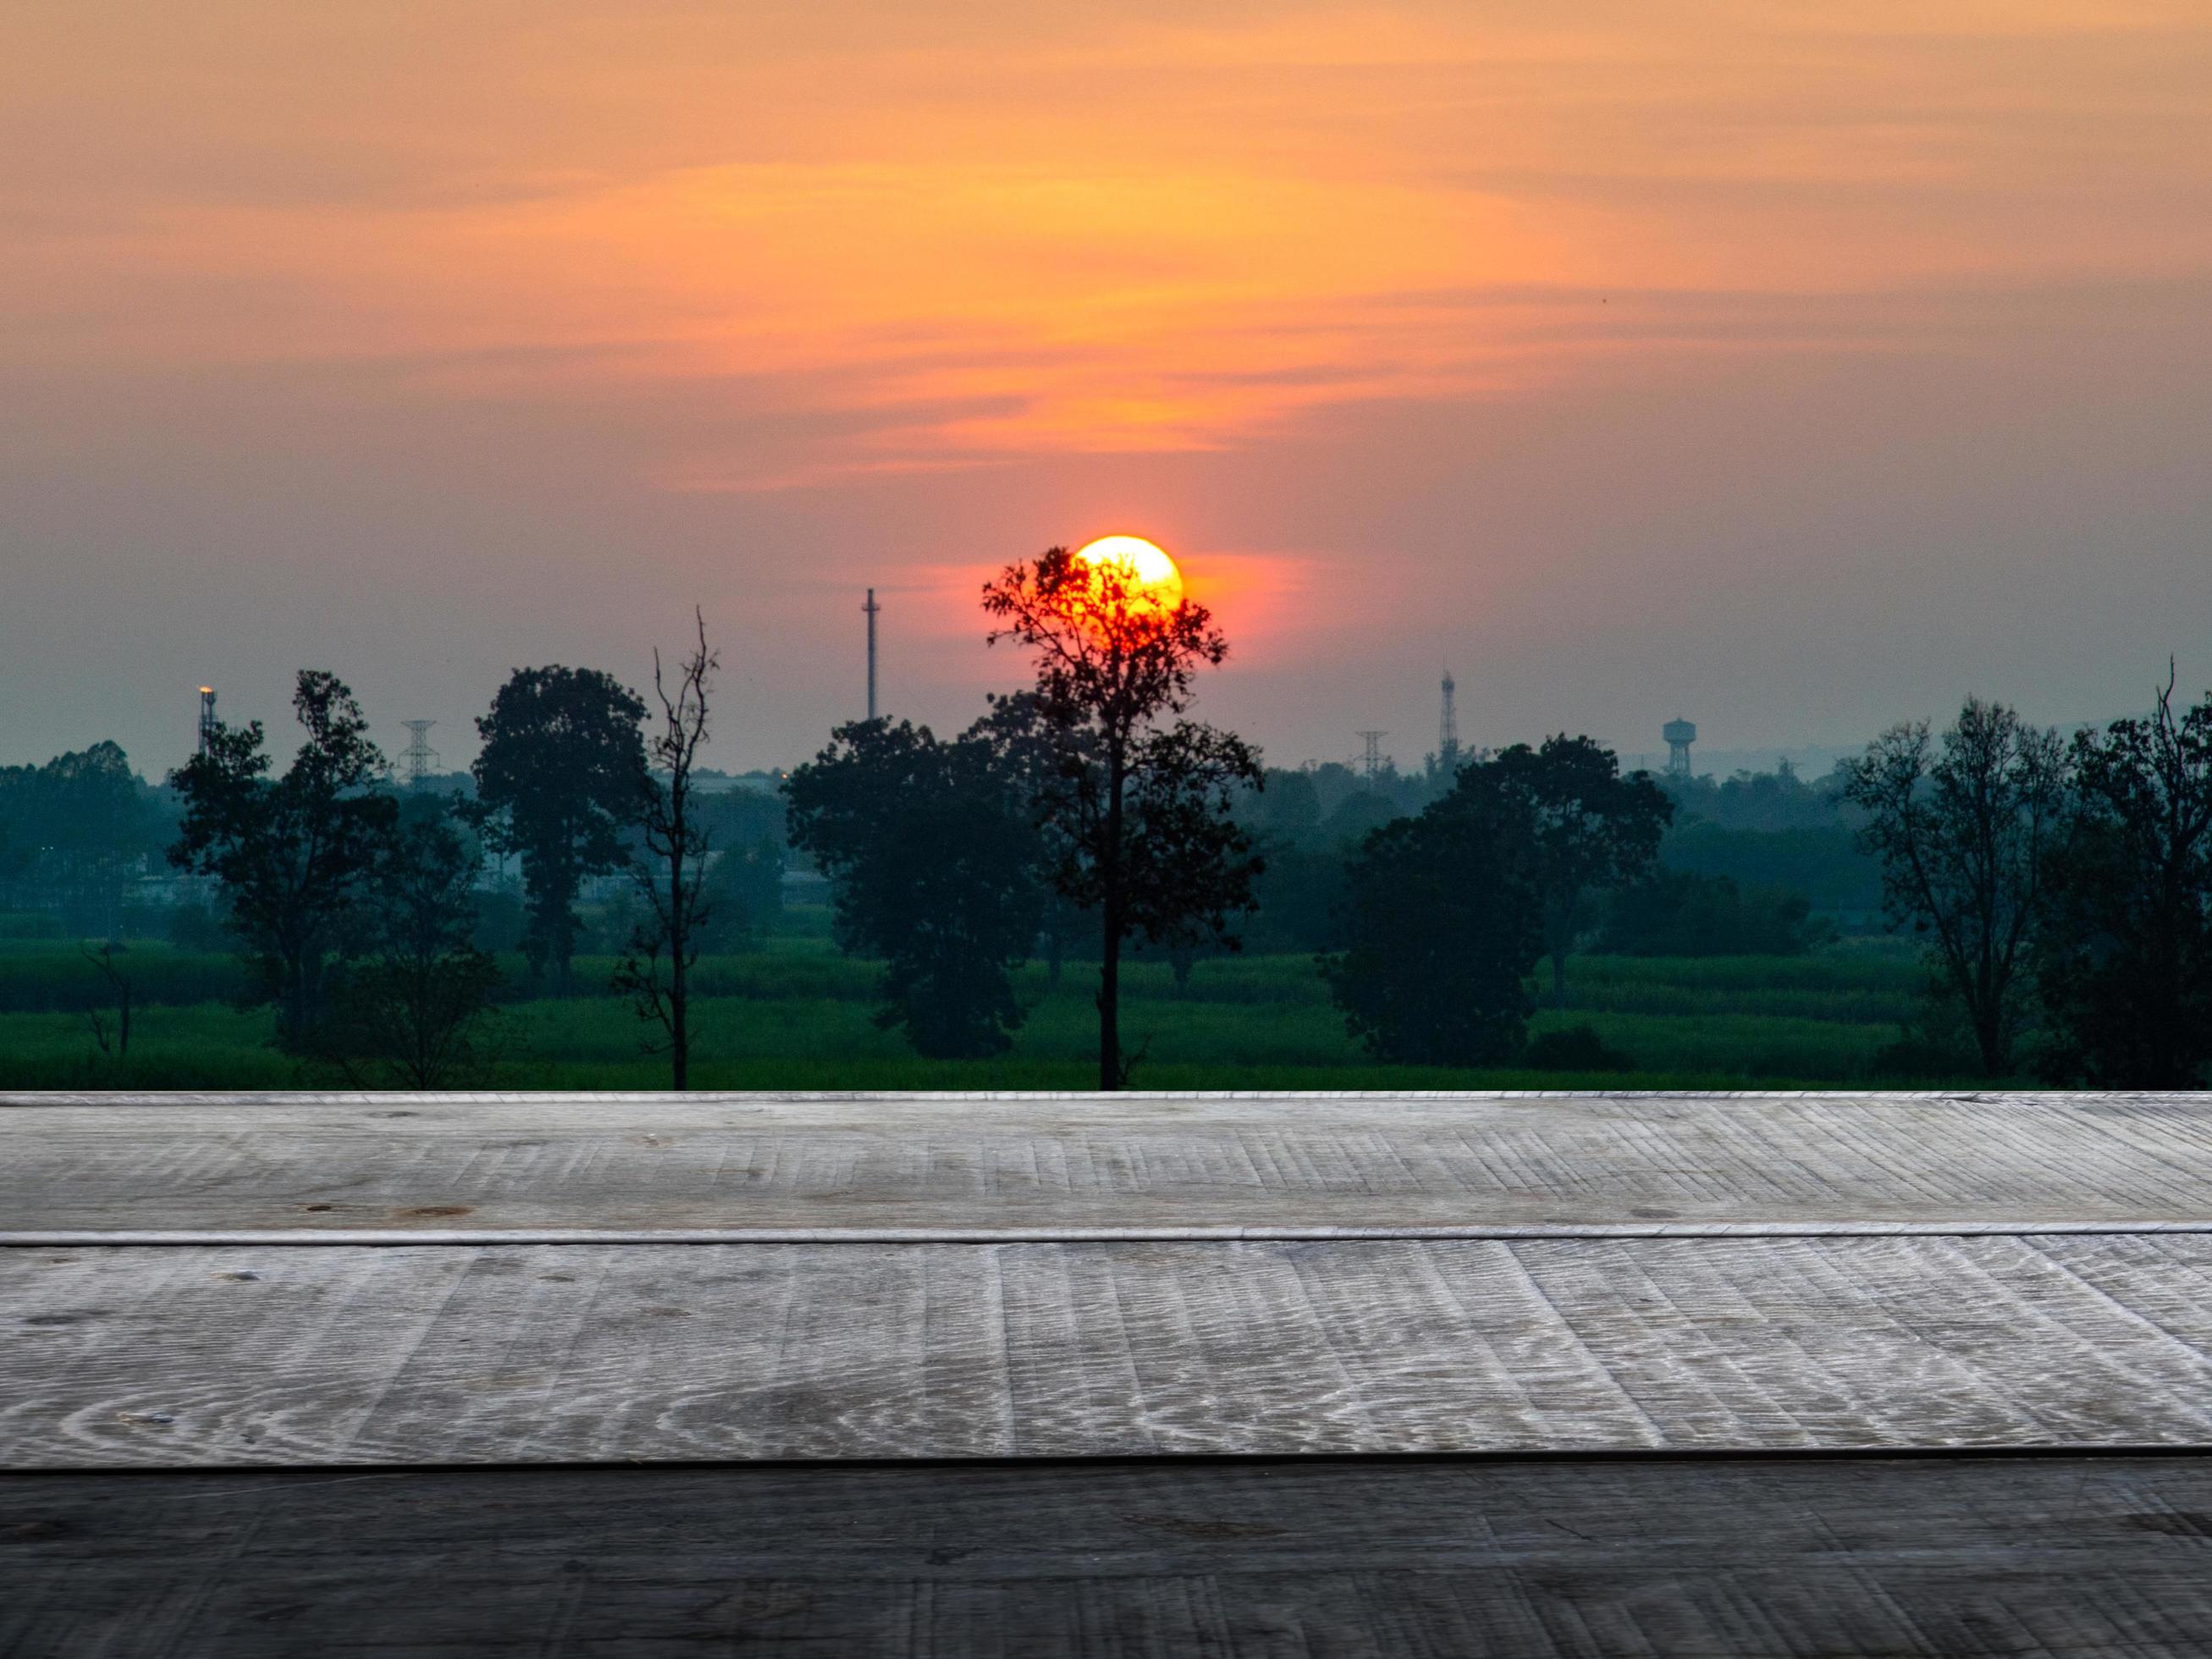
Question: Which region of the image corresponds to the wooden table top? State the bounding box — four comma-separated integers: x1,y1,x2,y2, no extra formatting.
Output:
8,1089,2211,1656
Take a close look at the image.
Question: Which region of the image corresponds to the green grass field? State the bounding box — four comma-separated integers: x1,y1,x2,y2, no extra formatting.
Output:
0,931,1980,1091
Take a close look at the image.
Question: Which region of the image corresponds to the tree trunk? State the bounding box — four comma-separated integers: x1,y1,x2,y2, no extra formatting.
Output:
1546,896,1574,1006
1972,1002,2009,1078
1097,910,1121,1091
670,944,688,1092
670,843,690,1093
1098,744,1128,1091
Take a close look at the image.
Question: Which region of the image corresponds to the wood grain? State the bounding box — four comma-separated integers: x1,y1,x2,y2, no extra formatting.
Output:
11,1233,2212,1468
9,1454,2212,1656
8,1090,2212,1239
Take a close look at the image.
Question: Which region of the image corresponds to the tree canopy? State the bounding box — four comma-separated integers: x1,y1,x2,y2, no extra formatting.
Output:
472,666,648,988
1322,765,1545,1066
168,670,398,1051
0,741,163,934
786,719,1044,1059
1842,698,2066,1075
323,811,503,1089
1487,736,1672,1001
2037,673,2212,1088
981,545,1263,1088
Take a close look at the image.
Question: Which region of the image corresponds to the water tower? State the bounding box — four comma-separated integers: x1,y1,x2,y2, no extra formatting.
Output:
1663,717,1697,779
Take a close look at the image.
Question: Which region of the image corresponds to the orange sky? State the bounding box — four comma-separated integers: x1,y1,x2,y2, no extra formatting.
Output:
4,1,2210,769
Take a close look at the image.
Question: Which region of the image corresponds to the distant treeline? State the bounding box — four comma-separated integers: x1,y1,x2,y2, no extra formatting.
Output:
1227,754,1875,961
14,636,2208,1090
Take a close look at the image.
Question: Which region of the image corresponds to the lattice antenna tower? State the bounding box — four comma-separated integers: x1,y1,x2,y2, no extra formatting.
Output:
400,720,441,789
1438,673,1459,769
862,588,881,720
196,686,218,757
1357,730,1388,782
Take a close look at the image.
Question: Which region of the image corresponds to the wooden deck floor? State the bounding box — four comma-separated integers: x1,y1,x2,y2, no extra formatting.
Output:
11,1456,2212,1658
9,1090,2212,1239
7,1090,2212,1656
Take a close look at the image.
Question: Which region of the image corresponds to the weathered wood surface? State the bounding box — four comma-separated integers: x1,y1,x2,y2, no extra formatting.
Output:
13,1233,2212,1468
8,1090,2212,1240
9,1454,2212,1656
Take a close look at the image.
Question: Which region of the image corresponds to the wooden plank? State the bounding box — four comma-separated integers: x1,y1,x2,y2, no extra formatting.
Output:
8,1454,2212,1656
11,1234,2212,1468
8,1090,2212,1239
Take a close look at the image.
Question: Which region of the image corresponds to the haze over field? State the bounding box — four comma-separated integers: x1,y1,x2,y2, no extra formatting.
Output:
4,0,2209,771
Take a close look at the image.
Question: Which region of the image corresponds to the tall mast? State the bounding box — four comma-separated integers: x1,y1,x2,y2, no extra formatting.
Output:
862,588,881,720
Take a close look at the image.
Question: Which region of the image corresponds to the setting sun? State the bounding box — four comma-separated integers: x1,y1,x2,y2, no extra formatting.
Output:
1073,535,1184,614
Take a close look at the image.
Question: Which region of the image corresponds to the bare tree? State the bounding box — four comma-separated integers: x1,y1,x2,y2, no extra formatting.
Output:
80,939,132,1062
615,609,719,1090
1842,697,2068,1075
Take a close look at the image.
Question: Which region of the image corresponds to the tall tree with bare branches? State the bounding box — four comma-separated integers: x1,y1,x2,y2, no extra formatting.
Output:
1843,697,2068,1075
614,609,720,1090
2038,666,2212,1088
982,547,1262,1089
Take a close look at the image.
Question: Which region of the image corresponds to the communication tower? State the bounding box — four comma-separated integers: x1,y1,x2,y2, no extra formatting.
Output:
1663,717,1697,779
1357,730,1388,782
196,686,218,757
1438,673,1460,769
862,588,881,720
400,720,441,789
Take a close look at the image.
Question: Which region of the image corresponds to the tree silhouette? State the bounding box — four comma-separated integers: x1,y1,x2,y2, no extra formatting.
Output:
1322,767,1545,1066
324,812,504,1089
472,666,648,990
982,546,1262,1089
1843,697,2067,1075
1487,736,1672,1002
613,610,720,1089
786,719,1043,1059
168,670,396,1051
2038,668,2212,1087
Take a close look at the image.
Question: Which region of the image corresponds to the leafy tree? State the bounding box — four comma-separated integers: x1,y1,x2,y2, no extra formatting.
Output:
0,741,161,934
981,546,1263,1088
168,671,398,1051
2037,671,2212,1087
323,813,504,1088
613,611,720,1089
472,666,648,989
1842,697,2067,1075
1487,736,1671,1002
964,690,1082,986
1322,768,1544,1065
786,719,1044,1058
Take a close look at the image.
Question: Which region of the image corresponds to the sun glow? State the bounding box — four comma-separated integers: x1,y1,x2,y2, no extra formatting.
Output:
1073,535,1185,614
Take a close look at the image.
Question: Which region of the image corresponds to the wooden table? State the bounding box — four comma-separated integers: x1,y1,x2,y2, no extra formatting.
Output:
7,1091,2212,1656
